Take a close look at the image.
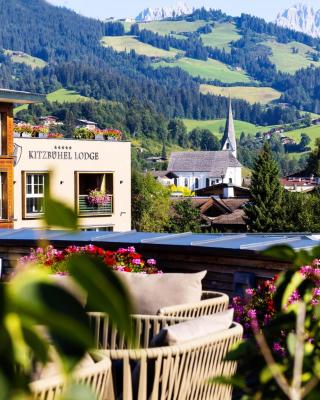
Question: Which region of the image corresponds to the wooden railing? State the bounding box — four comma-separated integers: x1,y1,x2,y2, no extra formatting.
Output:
78,195,113,216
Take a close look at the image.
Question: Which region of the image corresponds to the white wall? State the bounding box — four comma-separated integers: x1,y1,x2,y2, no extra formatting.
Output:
13,138,131,231
172,167,242,190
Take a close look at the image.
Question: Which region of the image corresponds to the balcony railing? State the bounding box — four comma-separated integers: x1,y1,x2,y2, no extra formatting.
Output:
78,195,113,216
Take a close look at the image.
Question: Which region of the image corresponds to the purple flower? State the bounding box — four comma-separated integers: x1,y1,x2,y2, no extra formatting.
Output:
127,246,136,253
147,259,157,266
288,289,300,304
273,342,285,356
247,309,257,319
245,288,255,296
132,258,141,265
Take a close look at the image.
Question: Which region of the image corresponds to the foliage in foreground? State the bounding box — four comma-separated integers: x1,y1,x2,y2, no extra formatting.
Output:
219,244,320,400
0,188,133,398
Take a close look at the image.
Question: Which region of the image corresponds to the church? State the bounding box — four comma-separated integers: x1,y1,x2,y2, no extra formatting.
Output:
167,99,243,191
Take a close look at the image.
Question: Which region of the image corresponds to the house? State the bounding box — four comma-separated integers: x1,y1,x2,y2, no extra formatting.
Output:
195,183,250,198
167,98,242,191
280,177,319,193
39,116,60,126
151,171,178,186
0,88,131,232
76,119,97,130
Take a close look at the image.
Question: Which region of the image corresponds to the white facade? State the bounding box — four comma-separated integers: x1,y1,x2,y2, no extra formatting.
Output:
13,138,131,231
173,167,242,191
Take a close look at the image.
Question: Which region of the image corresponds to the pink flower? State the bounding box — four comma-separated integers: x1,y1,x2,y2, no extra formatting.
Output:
132,258,141,265
245,288,255,296
147,259,157,266
127,246,136,252
247,309,257,319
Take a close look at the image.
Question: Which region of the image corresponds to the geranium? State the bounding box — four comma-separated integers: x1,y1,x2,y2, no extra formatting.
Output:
233,261,320,340
94,128,122,139
48,133,64,138
18,245,161,275
86,189,112,207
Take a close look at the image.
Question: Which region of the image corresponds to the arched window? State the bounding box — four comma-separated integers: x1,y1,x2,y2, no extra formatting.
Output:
206,178,209,187
229,178,233,184
195,178,199,189
174,178,178,186
226,143,230,150
184,178,188,187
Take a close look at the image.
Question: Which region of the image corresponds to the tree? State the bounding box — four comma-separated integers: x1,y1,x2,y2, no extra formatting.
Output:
161,141,167,160
299,133,311,151
168,119,188,146
245,142,285,232
305,138,320,176
131,171,170,232
168,199,202,233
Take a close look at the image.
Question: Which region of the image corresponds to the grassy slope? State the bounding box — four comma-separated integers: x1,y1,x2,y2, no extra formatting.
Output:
14,89,90,114
4,50,47,69
201,22,241,52
266,40,320,73
101,35,178,57
137,20,206,35
285,125,320,147
182,118,272,137
200,84,281,104
154,57,251,83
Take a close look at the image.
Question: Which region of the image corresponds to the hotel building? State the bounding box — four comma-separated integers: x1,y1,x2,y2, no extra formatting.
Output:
0,89,131,231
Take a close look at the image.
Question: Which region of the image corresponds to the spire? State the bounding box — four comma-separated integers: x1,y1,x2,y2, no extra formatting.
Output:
221,97,237,158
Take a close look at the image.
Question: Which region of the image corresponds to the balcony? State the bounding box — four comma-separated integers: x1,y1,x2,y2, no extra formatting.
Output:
78,194,113,216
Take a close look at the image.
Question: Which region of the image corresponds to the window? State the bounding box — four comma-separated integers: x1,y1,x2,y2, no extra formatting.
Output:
174,178,178,186
0,172,7,220
184,178,188,188
226,143,230,150
206,178,209,187
24,173,47,218
81,226,114,232
216,179,219,183
77,172,113,216
229,178,233,184
195,178,199,189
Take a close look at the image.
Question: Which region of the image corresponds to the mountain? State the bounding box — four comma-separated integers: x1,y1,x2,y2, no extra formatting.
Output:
135,2,194,22
276,3,320,37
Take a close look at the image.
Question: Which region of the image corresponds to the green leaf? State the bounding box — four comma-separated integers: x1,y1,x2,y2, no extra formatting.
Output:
59,383,97,400
260,364,286,384
8,271,93,371
43,196,77,230
262,245,296,262
287,332,296,357
281,271,304,309
67,254,134,344
22,325,49,365
208,376,247,390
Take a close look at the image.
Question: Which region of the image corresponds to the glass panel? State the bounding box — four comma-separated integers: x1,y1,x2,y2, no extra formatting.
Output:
26,197,44,214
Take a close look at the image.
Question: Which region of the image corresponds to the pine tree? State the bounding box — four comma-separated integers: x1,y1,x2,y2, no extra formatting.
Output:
161,142,167,160
245,142,284,232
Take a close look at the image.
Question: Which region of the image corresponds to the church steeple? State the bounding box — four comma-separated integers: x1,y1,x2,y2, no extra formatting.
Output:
221,97,237,158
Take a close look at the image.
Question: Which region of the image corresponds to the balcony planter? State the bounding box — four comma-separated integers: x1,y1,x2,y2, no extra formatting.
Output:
86,189,112,207
22,132,31,138
37,133,48,138
14,132,21,138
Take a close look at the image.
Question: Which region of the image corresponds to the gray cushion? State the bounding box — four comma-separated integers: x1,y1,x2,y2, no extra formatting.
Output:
116,271,207,315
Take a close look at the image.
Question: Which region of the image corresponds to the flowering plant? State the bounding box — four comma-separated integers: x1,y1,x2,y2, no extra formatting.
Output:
18,244,161,275
48,133,64,138
14,124,49,136
86,189,112,207
94,128,122,139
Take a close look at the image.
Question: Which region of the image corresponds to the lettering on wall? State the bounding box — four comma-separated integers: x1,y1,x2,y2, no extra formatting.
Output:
28,150,99,161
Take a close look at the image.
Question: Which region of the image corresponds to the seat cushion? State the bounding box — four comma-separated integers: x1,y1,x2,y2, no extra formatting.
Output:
116,271,207,315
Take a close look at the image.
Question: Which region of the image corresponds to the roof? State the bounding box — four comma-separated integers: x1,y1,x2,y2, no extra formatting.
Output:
0,88,45,104
151,171,178,179
168,151,242,176
195,183,250,197
77,119,96,125
0,229,319,252
211,209,247,226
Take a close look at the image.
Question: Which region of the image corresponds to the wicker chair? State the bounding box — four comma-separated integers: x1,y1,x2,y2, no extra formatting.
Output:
30,353,112,400
88,313,243,400
157,290,229,318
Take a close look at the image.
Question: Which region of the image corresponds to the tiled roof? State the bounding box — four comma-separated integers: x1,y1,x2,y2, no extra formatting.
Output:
168,151,242,175
211,209,247,226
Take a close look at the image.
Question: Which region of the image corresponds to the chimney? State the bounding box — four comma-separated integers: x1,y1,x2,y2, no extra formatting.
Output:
223,184,234,198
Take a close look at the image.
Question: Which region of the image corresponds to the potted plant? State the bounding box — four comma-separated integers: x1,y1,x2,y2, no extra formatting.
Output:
14,123,33,137
48,133,64,139
73,127,95,140
85,189,111,208
32,125,49,138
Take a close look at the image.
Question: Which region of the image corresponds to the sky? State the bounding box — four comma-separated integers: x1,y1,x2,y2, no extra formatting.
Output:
46,0,320,21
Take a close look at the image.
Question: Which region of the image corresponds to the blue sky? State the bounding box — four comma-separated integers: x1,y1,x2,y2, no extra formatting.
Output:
47,0,319,21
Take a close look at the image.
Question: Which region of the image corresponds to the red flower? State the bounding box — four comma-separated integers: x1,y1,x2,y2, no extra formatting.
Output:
104,255,116,266
124,267,132,272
